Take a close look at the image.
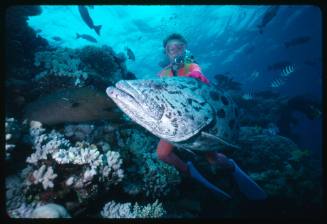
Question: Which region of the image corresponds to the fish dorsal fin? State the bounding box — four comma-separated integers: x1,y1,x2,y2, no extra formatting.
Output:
201,132,241,150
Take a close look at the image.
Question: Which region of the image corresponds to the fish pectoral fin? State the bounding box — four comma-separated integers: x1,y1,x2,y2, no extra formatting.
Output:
201,132,241,150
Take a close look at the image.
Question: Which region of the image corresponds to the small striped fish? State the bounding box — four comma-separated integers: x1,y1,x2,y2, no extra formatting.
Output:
242,89,254,100
281,65,295,77
271,77,286,88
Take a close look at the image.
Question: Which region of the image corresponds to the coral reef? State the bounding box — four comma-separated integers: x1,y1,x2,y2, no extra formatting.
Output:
140,153,181,198
5,117,21,160
77,45,128,87
5,170,46,218
22,121,124,208
101,200,166,218
64,123,95,142
112,127,181,198
227,126,322,206
8,202,44,218
34,47,88,87
31,45,128,97
26,165,58,190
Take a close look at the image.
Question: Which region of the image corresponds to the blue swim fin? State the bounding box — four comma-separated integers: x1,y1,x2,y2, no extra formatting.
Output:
187,161,231,199
230,159,267,200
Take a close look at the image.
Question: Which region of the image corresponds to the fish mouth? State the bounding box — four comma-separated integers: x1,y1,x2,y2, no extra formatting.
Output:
106,81,158,127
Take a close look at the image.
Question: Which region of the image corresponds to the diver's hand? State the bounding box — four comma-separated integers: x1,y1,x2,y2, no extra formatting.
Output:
187,71,209,84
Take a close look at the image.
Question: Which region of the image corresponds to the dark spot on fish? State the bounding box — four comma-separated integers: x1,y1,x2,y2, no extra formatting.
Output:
187,80,194,85
177,110,181,116
166,101,175,109
185,108,189,113
168,90,182,94
229,119,235,129
171,118,178,127
221,96,229,105
199,101,206,106
71,102,80,108
210,91,220,101
179,84,187,89
155,96,159,100
186,114,194,120
181,102,186,107
204,116,209,121
166,112,172,119
187,98,192,104
217,109,226,118
193,106,201,111
153,83,163,90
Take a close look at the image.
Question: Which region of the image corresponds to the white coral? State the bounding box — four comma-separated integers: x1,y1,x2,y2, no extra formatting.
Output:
101,151,124,184
101,201,134,218
101,200,166,218
29,165,58,190
83,168,97,183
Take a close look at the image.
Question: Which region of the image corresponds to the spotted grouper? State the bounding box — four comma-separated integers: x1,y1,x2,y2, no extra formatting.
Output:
106,76,240,152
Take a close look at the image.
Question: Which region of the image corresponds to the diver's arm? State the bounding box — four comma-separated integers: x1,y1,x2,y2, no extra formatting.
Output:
186,63,209,84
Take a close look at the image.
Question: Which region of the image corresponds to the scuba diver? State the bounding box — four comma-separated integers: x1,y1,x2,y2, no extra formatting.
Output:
156,33,267,200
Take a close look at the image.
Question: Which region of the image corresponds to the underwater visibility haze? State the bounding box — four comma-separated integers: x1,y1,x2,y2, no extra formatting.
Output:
5,5,323,219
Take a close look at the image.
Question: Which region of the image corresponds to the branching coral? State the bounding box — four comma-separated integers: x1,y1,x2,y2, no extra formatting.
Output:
26,165,58,190
100,200,166,218
23,121,124,205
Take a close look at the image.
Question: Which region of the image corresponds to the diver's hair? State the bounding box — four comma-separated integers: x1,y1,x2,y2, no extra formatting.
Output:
163,33,187,48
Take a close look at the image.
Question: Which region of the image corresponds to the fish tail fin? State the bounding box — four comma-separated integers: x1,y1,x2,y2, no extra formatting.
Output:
94,25,102,36
76,33,80,39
